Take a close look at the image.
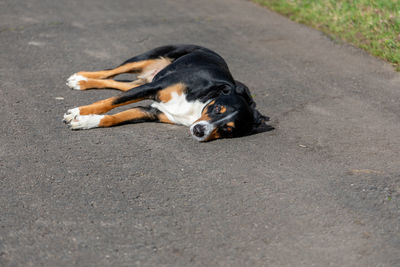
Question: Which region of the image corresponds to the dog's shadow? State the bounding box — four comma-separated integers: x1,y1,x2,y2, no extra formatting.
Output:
254,123,275,134
222,123,275,141
247,123,275,138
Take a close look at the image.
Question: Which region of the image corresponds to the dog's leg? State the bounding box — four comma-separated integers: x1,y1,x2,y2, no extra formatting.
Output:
65,106,151,130
64,81,165,124
67,78,145,91
67,56,171,91
69,59,158,79
66,58,172,91
66,59,160,90
64,72,186,126
67,45,202,90
63,97,136,123
66,106,174,130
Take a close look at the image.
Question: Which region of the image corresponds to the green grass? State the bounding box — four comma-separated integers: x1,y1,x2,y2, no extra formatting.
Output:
254,0,400,71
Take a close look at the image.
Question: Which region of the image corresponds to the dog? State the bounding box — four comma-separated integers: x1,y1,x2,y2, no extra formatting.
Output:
63,44,269,141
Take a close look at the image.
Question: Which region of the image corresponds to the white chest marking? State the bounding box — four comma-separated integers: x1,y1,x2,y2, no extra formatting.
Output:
151,92,209,126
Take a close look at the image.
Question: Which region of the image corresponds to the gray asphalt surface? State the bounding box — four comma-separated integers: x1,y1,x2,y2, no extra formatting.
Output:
1,0,400,266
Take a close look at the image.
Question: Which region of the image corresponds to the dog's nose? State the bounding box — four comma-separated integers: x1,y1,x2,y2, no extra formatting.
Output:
192,124,205,137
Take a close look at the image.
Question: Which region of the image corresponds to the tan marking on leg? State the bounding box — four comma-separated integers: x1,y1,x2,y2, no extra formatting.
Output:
157,113,175,124
226,122,235,127
76,59,164,79
98,108,150,127
79,97,144,115
157,83,186,102
220,106,227,113
78,78,145,91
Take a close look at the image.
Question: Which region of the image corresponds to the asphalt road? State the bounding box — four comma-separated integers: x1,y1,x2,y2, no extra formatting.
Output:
1,0,400,266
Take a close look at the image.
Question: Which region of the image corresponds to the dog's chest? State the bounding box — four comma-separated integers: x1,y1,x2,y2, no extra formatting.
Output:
151,92,208,126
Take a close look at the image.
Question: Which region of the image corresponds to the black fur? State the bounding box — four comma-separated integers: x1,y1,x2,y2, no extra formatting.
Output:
113,45,269,139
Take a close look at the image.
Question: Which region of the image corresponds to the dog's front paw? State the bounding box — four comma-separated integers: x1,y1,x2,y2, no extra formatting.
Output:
63,107,80,123
67,115,104,130
66,73,88,90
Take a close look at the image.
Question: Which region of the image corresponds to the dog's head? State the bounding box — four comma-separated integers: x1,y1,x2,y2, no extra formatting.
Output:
190,81,269,141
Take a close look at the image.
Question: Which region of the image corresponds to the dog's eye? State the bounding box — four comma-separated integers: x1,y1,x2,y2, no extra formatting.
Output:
214,105,226,114
214,105,221,113
224,126,233,132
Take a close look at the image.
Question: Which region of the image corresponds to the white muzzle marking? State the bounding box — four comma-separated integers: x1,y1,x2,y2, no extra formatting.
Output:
190,121,214,142
190,111,238,141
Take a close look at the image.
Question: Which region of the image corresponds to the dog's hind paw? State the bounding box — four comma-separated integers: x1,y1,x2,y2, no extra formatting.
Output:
66,73,88,90
67,115,104,130
63,107,80,123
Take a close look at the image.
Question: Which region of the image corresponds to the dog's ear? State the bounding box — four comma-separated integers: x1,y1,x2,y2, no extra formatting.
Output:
234,80,256,108
235,81,270,128
253,109,269,127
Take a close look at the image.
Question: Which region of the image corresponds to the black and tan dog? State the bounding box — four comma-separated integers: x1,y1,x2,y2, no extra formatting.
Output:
63,44,269,141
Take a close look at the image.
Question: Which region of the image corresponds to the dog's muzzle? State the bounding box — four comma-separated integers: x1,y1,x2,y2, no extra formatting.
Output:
190,121,214,142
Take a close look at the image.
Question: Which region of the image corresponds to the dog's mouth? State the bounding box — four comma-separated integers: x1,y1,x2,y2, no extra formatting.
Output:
190,121,214,142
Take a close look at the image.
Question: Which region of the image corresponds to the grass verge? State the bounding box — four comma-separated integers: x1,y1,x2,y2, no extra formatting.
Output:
254,0,400,71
